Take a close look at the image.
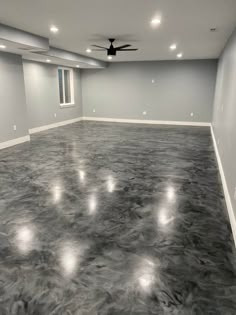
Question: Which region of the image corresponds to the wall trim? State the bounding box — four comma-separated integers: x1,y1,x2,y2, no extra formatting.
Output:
0,135,30,150
29,117,82,134
82,117,211,127
211,126,236,246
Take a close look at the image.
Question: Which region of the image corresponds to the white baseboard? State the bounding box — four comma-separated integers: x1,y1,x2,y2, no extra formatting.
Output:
29,117,82,134
211,126,236,246
82,117,211,127
0,135,30,150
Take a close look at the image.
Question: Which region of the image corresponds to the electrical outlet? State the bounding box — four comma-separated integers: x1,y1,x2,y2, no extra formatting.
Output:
190,112,194,117
13,125,17,131
93,109,96,113
143,111,147,116
54,113,57,118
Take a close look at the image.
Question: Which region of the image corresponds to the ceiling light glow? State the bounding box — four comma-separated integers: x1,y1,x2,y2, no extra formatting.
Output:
76,65,80,68
151,17,161,27
50,26,59,33
0,44,6,49
86,48,92,53
170,44,177,50
177,53,183,59
108,56,112,60
46,59,51,63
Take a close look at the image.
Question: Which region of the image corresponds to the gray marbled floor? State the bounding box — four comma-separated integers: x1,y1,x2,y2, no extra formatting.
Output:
0,122,236,315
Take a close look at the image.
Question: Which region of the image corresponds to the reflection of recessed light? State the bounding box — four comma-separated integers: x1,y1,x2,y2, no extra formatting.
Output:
76,65,80,68
46,59,51,62
177,53,183,59
170,44,177,50
108,56,112,60
50,26,59,33
151,17,161,26
88,195,97,215
107,176,115,193
0,44,6,49
167,186,175,201
16,225,35,254
86,48,92,53
79,170,85,182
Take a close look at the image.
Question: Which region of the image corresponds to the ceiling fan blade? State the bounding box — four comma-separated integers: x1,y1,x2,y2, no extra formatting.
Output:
115,44,131,50
91,45,107,50
119,48,138,51
92,49,107,51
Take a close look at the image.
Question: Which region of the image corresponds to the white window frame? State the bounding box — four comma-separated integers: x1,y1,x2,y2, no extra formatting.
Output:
58,67,75,107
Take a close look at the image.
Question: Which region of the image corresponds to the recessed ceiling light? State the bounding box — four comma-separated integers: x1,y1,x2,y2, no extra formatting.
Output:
210,28,217,32
108,56,112,60
86,48,92,53
151,17,161,27
46,59,51,62
50,26,59,33
76,65,80,68
170,44,177,50
0,44,6,49
177,53,183,59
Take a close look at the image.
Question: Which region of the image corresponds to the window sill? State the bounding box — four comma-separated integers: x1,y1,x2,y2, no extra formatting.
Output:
60,103,75,108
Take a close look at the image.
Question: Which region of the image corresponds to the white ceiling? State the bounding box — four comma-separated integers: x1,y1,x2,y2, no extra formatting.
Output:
0,0,236,62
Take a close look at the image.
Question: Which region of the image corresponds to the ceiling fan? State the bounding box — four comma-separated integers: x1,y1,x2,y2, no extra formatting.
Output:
91,38,138,56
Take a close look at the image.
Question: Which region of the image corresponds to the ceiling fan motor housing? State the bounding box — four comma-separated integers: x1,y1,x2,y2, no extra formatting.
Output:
108,38,116,56
107,48,117,56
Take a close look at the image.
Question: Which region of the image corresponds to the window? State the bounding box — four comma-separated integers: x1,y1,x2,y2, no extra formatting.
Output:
58,67,74,106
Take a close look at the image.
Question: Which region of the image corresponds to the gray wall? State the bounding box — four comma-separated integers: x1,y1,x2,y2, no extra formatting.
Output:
23,60,82,129
212,29,236,216
82,60,217,122
0,52,28,142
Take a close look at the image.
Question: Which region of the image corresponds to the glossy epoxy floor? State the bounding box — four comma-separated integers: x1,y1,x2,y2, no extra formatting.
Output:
0,122,236,315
